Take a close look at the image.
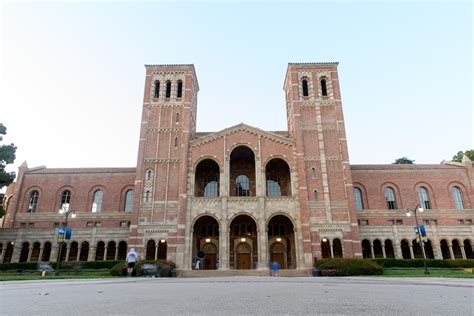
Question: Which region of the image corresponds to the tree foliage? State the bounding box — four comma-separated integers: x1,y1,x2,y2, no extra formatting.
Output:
452,150,474,162
1,123,17,217
393,157,414,164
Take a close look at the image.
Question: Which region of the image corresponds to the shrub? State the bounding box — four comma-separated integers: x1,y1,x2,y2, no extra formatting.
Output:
0,262,39,271
135,259,176,277
315,258,383,276
81,260,123,269
370,259,474,268
110,262,128,276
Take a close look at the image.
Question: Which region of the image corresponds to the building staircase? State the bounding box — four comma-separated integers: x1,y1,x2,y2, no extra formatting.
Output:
177,269,312,278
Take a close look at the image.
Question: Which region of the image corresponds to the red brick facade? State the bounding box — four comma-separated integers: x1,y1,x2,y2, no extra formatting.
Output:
1,63,472,267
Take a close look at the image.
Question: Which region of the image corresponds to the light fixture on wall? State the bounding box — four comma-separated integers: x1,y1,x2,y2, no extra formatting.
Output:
276,237,282,242
322,238,328,242
160,239,166,243
240,237,246,242
205,238,211,243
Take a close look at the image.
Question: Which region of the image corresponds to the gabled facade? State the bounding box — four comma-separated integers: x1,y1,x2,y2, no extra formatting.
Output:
1,63,472,268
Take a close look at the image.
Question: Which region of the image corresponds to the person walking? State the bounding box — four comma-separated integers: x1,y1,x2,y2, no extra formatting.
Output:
126,248,139,277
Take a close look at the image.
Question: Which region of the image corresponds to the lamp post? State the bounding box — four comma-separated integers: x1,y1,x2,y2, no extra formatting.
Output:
406,204,429,275
55,203,76,276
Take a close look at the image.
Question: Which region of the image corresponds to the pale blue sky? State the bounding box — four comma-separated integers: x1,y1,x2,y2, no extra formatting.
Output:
1,1,472,176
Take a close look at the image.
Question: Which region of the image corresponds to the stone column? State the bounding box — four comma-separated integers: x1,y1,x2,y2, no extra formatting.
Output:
409,244,414,259
370,244,375,259
115,246,119,260
38,247,44,262
65,245,71,262
329,241,334,258
27,246,33,262
155,245,159,260
0,247,5,263
460,246,466,259
448,244,454,259
103,246,107,261
395,243,402,259
50,244,59,264
382,245,386,259
88,246,96,261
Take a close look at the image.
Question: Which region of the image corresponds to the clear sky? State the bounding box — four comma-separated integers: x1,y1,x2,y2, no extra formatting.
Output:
1,1,472,178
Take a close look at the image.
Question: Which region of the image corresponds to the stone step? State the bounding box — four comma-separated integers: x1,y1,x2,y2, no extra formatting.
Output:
177,269,311,278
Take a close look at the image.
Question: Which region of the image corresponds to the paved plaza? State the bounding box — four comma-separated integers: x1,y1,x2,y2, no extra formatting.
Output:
1,276,473,315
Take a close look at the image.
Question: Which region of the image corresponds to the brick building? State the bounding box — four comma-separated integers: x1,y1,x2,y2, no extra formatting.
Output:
1,63,473,269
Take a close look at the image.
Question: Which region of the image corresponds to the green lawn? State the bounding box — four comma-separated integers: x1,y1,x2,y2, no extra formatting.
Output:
382,268,474,278
0,269,115,281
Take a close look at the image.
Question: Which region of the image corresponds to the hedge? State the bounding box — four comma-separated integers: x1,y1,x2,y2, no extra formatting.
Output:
0,260,123,271
314,258,383,276
369,259,474,268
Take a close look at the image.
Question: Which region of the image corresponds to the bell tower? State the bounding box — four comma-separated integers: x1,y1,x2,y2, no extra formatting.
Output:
129,64,199,265
284,62,362,259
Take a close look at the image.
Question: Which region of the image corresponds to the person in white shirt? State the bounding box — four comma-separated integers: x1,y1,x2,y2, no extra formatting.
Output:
126,248,139,276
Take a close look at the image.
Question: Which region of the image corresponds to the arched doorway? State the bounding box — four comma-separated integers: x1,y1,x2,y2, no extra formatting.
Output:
193,215,220,270
425,240,434,259
268,215,295,269
68,241,79,261
117,241,127,260
321,238,331,258
452,239,463,259
3,242,14,263
362,239,372,258
385,240,395,258
42,242,52,262
373,239,383,258
464,239,473,259
59,243,67,262
19,242,29,262
412,240,423,258
31,242,41,262
146,240,156,260
401,239,411,259
158,240,167,260
79,241,89,261
332,238,343,258
230,215,257,269
440,239,450,259
106,241,116,260
95,241,105,260
230,146,255,197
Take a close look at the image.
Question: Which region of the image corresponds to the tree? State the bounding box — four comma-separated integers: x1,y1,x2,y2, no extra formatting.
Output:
0,123,17,217
393,157,414,164
452,150,474,162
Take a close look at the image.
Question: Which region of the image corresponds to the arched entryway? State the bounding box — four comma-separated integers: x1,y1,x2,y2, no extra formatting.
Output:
106,241,116,260
19,242,29,262
425,240,434,259
464,239,473,259
68,241,79,261
95,241,105,260
452,239,463,259
440,239,450,259
321,238,331,258
401,239,411,259
230,146,255,196
230,214,257,269
146,240,156,260
158,240,167,260
193,215,220,270
362,239,372,258
332,238,343,258
31,242,41,262
79,241,89,261
373,239,383,258
268,215,295,269
412,239,423,259
385,239,395,258
3,242,14,263
42,242,52,262
117,241,127,260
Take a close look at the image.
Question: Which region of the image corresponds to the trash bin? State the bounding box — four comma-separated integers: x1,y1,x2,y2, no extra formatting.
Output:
312,268,322,277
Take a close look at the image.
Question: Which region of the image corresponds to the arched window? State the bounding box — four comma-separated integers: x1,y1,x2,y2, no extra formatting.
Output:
417,186,431,209
177,80,183,98
146,169,153,181
353,187,364,210
384,187,397,209
302,79,309,97
27,191,39,213
91,190,103,213
176,112,180,123
266,176,281,196
313,190,318,201
451,186,464,209
236,175,250,196
204,177,219,197
124,190,133,213
311,167,317,179
321,78,328,96
144,190,151,202
154,80,160,98
165,80,171,98
60,190,71,209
